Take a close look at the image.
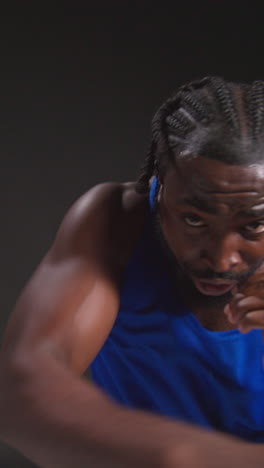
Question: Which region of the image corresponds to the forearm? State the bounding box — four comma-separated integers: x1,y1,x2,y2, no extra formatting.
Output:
0,353,201,468
1,354,260,468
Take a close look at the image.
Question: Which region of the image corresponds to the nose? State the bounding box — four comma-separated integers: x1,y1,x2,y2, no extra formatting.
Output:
201,232,243,273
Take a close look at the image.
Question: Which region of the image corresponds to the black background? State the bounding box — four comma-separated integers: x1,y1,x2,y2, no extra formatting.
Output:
1,2,264,466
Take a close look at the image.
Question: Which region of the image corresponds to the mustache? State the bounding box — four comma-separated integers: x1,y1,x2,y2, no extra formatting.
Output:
188,258,264,283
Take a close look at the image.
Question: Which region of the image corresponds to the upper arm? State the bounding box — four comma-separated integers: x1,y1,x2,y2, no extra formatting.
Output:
1,183,125,376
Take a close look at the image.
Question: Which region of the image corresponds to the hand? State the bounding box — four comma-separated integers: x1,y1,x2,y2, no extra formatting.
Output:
224,270,264,333
167,431,263,468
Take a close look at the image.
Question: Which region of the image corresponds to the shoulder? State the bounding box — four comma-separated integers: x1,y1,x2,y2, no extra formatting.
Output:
49,181,149,272
74,181,148,219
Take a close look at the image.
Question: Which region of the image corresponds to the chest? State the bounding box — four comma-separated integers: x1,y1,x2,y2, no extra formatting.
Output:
92,304,264,442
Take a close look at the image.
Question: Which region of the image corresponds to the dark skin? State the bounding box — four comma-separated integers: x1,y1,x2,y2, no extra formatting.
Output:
1,158,264,467
158,155,264,332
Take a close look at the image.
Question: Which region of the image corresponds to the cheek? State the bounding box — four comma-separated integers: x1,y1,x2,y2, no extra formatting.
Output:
223,234,264,266
161,217,202,263
246,240,264,257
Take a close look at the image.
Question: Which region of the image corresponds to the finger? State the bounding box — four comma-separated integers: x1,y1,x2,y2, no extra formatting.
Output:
238,310,264,333
227,296,264,323
225,293,245,321
228,293,245,311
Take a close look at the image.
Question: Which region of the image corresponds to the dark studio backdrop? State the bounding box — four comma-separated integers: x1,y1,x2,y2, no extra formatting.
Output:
0,2,263,466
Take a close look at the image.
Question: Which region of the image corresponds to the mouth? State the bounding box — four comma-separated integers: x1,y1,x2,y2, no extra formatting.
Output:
192,278,237,296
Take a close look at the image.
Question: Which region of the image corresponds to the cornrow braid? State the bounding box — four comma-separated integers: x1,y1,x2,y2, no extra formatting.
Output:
136,95,181,192
136,77,212,193
136,75,264,194
135,140,156,193
178,91,209,124
209,77,240,131
166,110,195,136
248,81,264,139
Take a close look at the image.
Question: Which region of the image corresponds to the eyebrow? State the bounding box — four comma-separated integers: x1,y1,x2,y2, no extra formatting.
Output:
238,208,264,218
180,196,217,214
181,197,264,218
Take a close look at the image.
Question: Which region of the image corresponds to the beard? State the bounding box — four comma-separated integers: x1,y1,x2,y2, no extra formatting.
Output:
152,207,264,310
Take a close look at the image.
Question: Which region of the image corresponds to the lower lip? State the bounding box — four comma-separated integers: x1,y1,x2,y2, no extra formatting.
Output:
194,279,235,296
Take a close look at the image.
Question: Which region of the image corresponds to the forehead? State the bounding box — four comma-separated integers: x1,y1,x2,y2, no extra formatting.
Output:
164,156,264,210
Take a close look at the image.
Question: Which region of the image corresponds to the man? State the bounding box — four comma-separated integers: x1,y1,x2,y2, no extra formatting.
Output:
0,76,264,467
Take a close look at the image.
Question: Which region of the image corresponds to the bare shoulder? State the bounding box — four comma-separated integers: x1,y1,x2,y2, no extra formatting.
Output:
50,181,149,274
61,180,148,228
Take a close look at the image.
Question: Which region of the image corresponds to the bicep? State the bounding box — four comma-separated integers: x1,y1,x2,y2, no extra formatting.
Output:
2,253,119,376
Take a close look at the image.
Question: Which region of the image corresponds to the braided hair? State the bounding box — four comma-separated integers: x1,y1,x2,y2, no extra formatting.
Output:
136,76,264,194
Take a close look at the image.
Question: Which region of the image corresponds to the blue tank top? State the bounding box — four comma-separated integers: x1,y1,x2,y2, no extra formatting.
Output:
91,177,264,442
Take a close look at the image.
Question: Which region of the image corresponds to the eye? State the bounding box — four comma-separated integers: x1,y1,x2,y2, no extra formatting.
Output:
183,214,206,227
244,220,264,234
